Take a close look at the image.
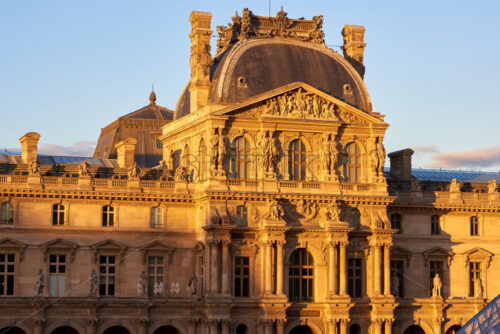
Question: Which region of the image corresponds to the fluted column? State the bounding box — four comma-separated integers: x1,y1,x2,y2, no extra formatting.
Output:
340,319,348,334
385,320,393,334
276,241,284,295
433,319,442,334
339,242,347,295
328,243,337,297
208,320,218,334
221,241,230,295
372,320,382,334
86,319,97,334
221,319,229,334
265,241,273,294
263,319,273,334
276,319,285,334
373,245,381,295
210,241,219,293
328,319,337,334
384,244,391,296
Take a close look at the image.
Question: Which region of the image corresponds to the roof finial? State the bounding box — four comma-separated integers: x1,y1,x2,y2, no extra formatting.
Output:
149,84,156,105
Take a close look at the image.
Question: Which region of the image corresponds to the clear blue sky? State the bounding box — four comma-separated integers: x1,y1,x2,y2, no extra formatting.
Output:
1,0,499,170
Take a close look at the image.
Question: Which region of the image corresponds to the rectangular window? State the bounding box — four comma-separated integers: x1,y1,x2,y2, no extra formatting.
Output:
234,256,250,297
390,260,404,298
470,216,479,236
236,206,248,227
155,138,162,149
430,261,443,296
390,214,401,233
150,207,163,228
431,215,441,235
0,254,15,295
469,262,481,297
49,254,66,296
99,255,115,296
0,203,14,224
52,204,65,225
102,206,115,227
347,258,362,297
147,256,164,295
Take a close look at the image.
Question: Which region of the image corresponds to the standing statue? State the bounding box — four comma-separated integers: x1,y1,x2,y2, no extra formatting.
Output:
369,138,385,176
258,130,278,175
28,161,40,176
210,128,221,171
137,271,147,297
78,161,90,176
186,271,198,296
127,162,140,179
474,277,483,297
217,131,227,170
321,134,332,173
391,275,400,297
488,179,497,193
265,198,284,220
449,178,460,192
35,269,45,296
432,273,442,297
89,269,98,297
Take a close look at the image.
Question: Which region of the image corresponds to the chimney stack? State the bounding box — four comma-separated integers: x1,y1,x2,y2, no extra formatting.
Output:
114,137,137,168
189,11,213,113
342,25,366,78
19,132,41,164
388,149,414,181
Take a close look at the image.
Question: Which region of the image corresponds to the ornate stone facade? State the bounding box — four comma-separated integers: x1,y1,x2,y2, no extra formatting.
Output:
0,7,499,334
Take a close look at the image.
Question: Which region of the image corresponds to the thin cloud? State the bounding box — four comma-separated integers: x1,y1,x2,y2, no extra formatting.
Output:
428,146,500,168
4,141,96,157
412,145,439,154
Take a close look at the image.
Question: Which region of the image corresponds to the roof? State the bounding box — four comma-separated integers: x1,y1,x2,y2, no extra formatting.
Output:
385,167,500,183
120,102,173,120
0,152,118,168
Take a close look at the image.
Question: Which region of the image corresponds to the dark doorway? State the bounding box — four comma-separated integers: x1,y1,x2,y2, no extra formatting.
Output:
446,325,461,334
153,326,180,334
51,327,79,334
403,325,425,334
102,327,130,334
349,324,361,334
289,325,313,334
236,324,247,334
0,327,26,334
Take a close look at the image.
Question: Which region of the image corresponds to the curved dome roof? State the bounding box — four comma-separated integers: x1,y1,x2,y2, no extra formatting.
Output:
175,39,371,119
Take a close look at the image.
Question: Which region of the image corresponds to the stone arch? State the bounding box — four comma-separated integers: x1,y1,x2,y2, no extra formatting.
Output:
444,324,461,334
50,326,81,334
231,319,256,334
148,320,187,334
98,320,135,334
0,326,27,334
152,325,182,334
399,320,433,334
285,319,324,334
349,323,361,334
46,321,85,334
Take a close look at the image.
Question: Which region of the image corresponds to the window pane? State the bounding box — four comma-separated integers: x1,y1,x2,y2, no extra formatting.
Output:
49,275,57,296
58,275,65,296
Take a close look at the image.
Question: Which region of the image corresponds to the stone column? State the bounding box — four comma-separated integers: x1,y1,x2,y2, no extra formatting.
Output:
384,320,393,334
33,319,44,334
372,320,382,334
328,319,337,334
265,241,273,294
210,241,219,293
328,243,337,296
433,319,442,334
340,319,348,334
373,245,381,295
221,241,230,295
263,319,273,334
221,320,229,334
86,319,97,334
339,242,347,295
187,319,197,334
384,245,391,296
276,319,285,334
276,241,285,295
137,319,148,334
208,320,218,334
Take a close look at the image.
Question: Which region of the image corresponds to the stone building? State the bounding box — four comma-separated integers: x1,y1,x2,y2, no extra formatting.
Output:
0,8,499,334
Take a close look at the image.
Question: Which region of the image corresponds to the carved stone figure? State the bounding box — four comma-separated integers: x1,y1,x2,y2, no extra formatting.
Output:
474,277,483,297
449,178,460,192
36,269,44,296
78,161,90,177
217,131,227,170
158,281,165,297
28,161,40,176
153,281,159,296
432,273,442,297
258,130,278,175
89,269,98,297
174,166,189,182
186,271,198,296
488,179,497,193
325,202,340,221
369,138,385,176
138,271,147,297
210,127,227,172
265,198,284,220
170,282,180,296
391,275,400,297
322,134,332,172
302,200,318,221
127,162,140,179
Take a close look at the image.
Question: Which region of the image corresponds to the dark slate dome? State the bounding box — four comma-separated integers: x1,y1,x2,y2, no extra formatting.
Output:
174,39,371,119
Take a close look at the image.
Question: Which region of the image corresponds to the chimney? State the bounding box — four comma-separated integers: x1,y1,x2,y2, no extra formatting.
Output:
388,149,414,181
19,132,41,164
114,137,137,168
189,11,213,112
342,25,366,78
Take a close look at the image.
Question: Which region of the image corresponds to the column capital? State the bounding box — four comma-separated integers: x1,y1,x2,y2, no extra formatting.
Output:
261,240,274,247
221,240,231,247
206,239,220,246
87,319,98,326
339,241,348,247
275,319,286,328
259,319,275,327
275,240,286,247
136,318,149,326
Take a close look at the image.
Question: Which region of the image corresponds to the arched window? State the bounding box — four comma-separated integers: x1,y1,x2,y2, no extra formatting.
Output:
102,205,115,227
288,248,314,302
230,136,251,179
390,213,402,233
431,215,441,235
150,207,163,228
343,142,361,183
0,202,14,224
470,216,479,236
52,204,65,226
288,139,306,181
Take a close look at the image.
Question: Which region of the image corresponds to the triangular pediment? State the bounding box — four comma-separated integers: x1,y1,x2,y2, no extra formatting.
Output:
391,245,411,266
0,238,27,260
140,240,172,252
215,82,386,125
91,239,128,262
423,246,452,257
464,247,493,260
41,238,78,250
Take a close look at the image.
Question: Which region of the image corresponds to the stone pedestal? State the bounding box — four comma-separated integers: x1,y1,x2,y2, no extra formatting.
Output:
127,178,141,192
79,176,92,190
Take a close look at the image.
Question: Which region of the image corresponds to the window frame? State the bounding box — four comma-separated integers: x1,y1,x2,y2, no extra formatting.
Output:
347,257,363,298
147,255,165,296
0,202,14,225
288,248,314,302
52,203,66,226
431,215,441,235
98,254,117,297
48,254,68,297
102,205,116,227
343,142,361,183
390,213,402,233
288,139,307,181
150,206,164,228
234,256,250,297
230,136,251,179
0,253,16,296
235,205,248,227
470,216,479,236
